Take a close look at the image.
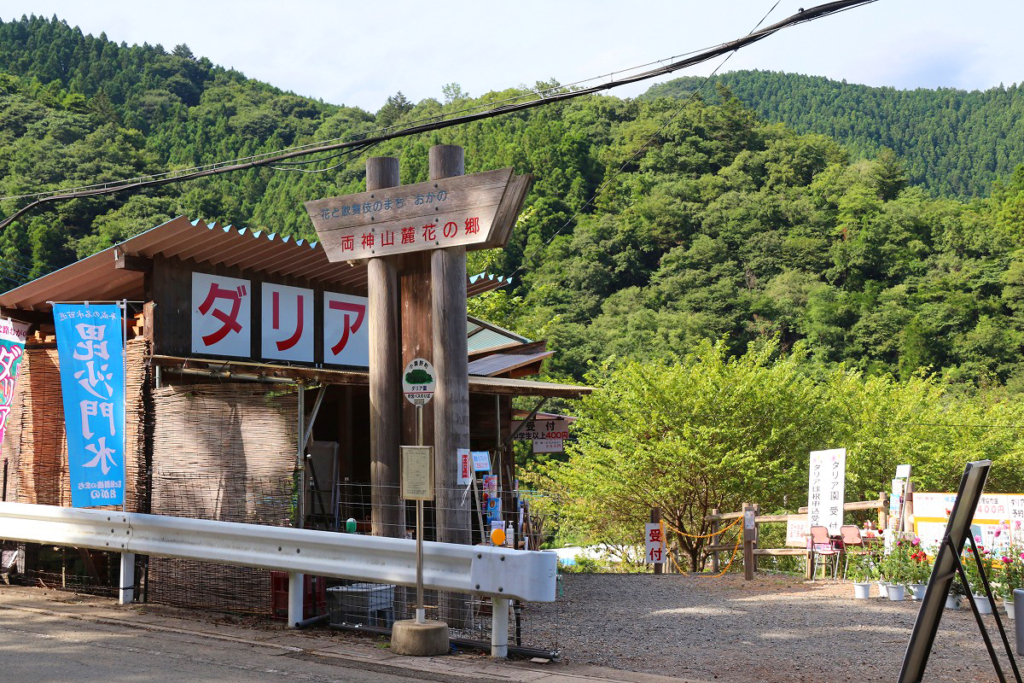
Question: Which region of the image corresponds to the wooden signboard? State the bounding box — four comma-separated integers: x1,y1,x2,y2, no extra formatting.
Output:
305,168,531,262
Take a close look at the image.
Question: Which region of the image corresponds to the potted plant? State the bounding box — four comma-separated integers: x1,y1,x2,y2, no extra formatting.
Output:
963,540,994,615
882,537,917,601
997,532,1024,619
908,540,931,600
947,577,965,610
848,551,873,599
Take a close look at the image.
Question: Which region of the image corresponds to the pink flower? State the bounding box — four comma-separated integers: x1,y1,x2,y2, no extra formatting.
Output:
996,529,1002,538
1017,521,1022,530
912,537,921,546
976,535,983,543
1003,556,1012,564
1019,552,1024,561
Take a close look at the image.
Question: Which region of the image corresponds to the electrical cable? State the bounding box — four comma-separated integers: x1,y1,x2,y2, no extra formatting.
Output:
0,0,877,232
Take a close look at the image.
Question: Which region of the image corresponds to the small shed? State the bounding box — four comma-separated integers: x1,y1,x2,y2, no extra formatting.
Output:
0,215,588,612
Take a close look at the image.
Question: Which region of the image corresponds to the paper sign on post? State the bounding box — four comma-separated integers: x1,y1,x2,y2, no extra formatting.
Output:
457,448,471,485
644,523,665,564
472,450,491,472
400,445,433,501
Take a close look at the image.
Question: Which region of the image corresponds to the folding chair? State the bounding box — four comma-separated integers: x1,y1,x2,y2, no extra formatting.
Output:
840,525,864,579
810,525,840,580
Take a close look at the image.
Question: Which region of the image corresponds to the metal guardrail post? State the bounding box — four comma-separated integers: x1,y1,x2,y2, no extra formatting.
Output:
491,597,509,658
119,552,135,605
288,572,304,628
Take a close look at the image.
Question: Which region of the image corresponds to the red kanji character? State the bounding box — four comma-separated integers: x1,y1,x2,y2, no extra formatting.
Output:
361,233,375,249
271,290,305,351
329,300,366,355
443,221,458,238
648,528,663,544
341,235,355,251
422,223,437,242
197,283,246,345
401,227,415,244
382,230,396,246
464,217,480,234
650,547,662,563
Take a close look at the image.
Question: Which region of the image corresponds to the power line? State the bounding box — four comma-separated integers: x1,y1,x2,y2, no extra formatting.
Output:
0,0,877,232
505,0,785,289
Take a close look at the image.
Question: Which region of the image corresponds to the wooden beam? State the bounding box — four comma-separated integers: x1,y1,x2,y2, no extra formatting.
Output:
366,156,404,538
430,144,471,547
115,250,153,273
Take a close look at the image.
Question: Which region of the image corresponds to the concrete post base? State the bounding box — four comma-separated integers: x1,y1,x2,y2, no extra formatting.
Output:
390,619,449,656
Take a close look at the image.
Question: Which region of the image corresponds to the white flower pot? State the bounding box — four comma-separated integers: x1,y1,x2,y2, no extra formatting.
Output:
973,594,993,614
1005,598,1015,620
945,594,960,610
888,584,906,601
853,582,871,599
878,581,889,599
910,584,927,600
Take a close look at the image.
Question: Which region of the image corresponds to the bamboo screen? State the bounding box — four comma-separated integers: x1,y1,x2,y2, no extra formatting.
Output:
147,382,298,614
3,338,149,511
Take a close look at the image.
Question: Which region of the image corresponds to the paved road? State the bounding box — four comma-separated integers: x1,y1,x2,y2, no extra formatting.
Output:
0,608,439,683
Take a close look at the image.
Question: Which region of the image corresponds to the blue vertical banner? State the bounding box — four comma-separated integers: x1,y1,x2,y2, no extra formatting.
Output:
53,304,125,508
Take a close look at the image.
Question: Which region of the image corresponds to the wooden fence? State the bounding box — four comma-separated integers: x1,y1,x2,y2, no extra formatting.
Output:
704,493,889,580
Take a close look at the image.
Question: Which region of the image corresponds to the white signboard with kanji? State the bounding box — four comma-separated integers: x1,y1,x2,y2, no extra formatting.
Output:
807,448,846,535
532,438,564,453
323,292,368,366
786,515,810,547
261,283,314,362
914,491,1024,551
457,448,471,485
644,522,665,564
192,272,251,358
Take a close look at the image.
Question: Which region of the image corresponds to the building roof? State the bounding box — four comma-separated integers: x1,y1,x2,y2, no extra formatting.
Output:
466,340,554,377
0,216,511,312
466,315,529,354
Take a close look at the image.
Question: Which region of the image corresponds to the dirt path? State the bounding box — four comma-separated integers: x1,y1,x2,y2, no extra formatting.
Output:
529,573,1016,682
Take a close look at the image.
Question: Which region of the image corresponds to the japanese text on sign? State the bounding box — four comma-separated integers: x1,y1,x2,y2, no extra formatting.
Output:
457,448,471,485
807,448,846,535
511,418,571,441
54,304,126,508
192,272,251,358
402,358,435,406
644,522,665,564
0,317,28,458
261,282,314,362
400,445,433,501
914,492,1024,551
324,292,368,366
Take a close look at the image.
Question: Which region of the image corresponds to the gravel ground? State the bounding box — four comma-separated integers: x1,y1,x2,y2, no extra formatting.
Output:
528,573,1018,682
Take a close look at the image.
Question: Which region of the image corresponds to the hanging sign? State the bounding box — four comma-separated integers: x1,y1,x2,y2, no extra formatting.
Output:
402,358,435,406
0,317,29,456
644,523,665,564
306,168,531,262
457,448,472,485
191,272,251,358
511,418,571,441
400,445,434,500
807,448,846,535
53,304,126,508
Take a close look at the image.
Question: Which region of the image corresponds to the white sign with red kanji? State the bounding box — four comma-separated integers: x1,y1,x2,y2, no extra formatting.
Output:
807,448,846,535
644,522,665,564
261,283,314,362
192,273,251,358
323,292,368,367
457,448,471,485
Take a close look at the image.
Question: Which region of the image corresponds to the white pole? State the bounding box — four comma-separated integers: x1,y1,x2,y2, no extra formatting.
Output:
288,572,304,628
491,597,509,658
118,552,135,605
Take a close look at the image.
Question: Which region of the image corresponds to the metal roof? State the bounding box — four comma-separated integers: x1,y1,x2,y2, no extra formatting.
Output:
466,342,554,377
0,216,510,311
466,315,529,354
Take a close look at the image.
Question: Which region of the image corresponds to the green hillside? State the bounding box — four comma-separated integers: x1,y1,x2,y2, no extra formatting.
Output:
4,16,1024,394
646,70,1024,198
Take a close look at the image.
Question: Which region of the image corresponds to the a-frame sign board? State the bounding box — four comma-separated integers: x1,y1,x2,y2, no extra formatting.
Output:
899,460,1022,683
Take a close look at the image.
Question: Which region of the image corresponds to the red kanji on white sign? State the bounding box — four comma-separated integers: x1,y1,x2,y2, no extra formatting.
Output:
644,522,665,564
324,292,368,367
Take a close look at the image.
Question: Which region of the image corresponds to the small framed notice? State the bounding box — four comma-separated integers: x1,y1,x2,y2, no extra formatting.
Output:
401,445,434,501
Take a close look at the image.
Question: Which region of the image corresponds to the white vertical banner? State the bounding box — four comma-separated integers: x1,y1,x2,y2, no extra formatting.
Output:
807,448,846,535
261,283,314,362
644,523,665,564
323,292,369,367
191,272,251,357
457,448,472,485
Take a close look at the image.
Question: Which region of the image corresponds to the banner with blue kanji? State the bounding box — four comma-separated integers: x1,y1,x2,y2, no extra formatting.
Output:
53,304,125,508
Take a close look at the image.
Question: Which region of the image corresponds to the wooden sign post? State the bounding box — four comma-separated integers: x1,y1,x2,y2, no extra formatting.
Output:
306,147,531,553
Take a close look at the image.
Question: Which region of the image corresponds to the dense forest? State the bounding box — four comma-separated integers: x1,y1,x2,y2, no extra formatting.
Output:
2,15,1024,396
646,70,1024,198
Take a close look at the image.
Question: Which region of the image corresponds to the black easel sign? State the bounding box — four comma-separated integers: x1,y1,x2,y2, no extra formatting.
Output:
899,460,1022,683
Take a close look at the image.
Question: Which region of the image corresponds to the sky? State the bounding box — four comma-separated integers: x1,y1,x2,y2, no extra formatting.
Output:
0,0,1020,113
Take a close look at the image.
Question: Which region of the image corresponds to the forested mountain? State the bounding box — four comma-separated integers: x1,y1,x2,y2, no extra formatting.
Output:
4,15,1024,395
646,71,1024,198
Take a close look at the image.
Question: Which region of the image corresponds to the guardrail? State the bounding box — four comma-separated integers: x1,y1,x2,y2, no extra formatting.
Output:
0,501,558,657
